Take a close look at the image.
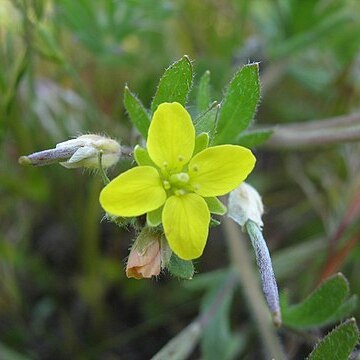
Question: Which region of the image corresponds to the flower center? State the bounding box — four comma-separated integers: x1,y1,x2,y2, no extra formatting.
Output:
170,172,190,184
161,171,193,196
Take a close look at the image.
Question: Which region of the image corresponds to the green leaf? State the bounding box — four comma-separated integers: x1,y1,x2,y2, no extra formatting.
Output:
272,238,326,280
133,145,155,166
0,343,32,360
235,129,273,147
152,322,202,360
271,10,352,59
167,253,194,280
205,197,227,215
326,295,358,325
194,105,219,140
307,319,359,360
184,269,230,291
200,274,242,360
124,86,150,139
147,207,163,227
151,56,193,113
193,133,209,155
36,24,64,64
3,51,27,116
214,63,260,145
282,273,350,329
196,70,211,112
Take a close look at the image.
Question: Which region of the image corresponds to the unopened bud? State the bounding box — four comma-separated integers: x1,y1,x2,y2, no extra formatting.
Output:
246,221,281,327
228,183,281,326
19,134,121,169
126,228,165,279
228,182,264,228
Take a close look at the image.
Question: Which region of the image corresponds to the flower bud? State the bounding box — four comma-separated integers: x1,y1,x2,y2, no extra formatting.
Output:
228,183,281,326
228,182,264,228
246,221,281,326
19,134,121,169
126,228,163,279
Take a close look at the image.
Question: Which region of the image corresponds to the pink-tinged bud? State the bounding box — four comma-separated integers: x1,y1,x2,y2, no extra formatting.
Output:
126,233,161,279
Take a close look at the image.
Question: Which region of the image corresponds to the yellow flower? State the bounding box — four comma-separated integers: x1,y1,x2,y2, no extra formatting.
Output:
100,102,256,260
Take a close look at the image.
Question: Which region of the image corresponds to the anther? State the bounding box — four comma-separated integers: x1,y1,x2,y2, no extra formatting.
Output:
176,173,189,183
175,189,186,196
163,180,171,190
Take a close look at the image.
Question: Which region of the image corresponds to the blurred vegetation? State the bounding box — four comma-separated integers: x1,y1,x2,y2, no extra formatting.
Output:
1,0,360,359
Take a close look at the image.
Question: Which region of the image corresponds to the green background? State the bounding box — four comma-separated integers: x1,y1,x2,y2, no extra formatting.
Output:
1,0,360,359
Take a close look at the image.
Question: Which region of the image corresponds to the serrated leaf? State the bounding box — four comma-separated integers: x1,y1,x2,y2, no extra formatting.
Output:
151,56,193,113
215,63,260,145
205,197,227,215
167,253,194,280
282,273,350,329
197,70,211,112
307,319,359,360
124,86,150,139
235,129,273,147
194,105,219,140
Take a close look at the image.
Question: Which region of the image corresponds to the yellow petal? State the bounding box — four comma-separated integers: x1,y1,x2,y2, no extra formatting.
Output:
99,166,166,217
162,194,210,260
147,103,195,171
188,145,256,197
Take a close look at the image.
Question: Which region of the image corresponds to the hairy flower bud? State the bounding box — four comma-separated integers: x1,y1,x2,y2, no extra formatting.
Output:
228,183,281,326
228,182,264,228
126,228,163,279
246,221,281,326
19,134,121,169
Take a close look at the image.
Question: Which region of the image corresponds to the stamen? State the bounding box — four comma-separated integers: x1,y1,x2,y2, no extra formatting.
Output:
174,189,186,196
170,172,190,185
176,173,189,183
163,180,171,190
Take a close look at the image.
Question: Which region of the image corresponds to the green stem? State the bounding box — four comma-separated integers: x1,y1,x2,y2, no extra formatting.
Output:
98,151,110,185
